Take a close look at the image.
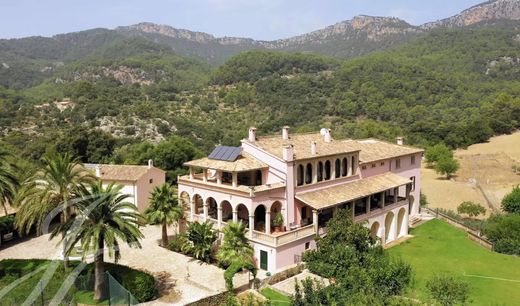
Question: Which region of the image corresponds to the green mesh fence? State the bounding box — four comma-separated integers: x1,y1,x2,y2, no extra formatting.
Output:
107,272,139,306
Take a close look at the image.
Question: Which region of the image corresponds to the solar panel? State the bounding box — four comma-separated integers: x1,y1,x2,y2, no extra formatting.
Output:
208,146,241,162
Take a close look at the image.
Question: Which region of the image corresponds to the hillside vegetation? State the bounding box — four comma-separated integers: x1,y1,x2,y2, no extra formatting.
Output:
0,23,519,169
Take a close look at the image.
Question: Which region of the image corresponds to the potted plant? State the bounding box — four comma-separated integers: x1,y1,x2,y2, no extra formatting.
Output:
272,213,284,233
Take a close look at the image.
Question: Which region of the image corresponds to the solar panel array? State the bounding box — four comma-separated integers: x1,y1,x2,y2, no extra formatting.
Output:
208,146,242,162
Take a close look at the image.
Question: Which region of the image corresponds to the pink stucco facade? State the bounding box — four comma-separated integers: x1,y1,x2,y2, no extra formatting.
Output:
178,128,423,273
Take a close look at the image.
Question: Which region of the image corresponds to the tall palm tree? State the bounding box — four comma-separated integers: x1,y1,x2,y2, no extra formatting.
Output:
16,152,93,268
0,151,18,216
53,181,145,301
216,221,254,267
144,183,184,247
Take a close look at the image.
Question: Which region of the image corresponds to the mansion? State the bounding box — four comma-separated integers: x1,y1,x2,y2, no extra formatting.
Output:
178,127,423,273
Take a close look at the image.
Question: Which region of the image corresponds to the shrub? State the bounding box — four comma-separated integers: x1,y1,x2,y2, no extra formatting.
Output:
426,274,470,306
435,156,459,179
167,234,188,253
502,186,520,214
102,262,157,302
483,213,520,255
457,201,486,218
0,214,15,234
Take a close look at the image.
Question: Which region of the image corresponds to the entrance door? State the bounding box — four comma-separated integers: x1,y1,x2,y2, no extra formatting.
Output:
260,250,268,270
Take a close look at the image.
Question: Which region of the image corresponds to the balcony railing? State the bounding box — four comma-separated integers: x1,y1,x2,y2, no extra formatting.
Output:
354,199,408,222
251,224,316,247
178,175,285,196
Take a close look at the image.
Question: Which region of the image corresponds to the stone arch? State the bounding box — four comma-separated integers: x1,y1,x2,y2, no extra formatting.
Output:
236,203,249,227
305,163,313,184
179,191,190,210
397,207,406,238
324,160,331,180
317,161,324,182
409,195,415,215
206,197,218,220
370,222,380,240
342,157,348,176
193,194,204,215
221,200,233,223
335,159,341,178
254,204,266,232
385,211,395,243
297,164,304,186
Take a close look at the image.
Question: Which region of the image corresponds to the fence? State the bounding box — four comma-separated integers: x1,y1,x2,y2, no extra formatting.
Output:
422,207,494,251
106,271,139,306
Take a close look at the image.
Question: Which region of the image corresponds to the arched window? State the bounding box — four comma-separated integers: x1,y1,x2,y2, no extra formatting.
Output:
305,163,313,184
351,156,356,175
317,161,324,182
342,158,348,177
324,160,331,180
335,159,341,178
297,165,304,186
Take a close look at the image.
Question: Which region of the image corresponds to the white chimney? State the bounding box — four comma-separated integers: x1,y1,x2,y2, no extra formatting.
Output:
324,129,331,143
283,145,294,161
148,159,154,169
282,126,290,140
248,127,257,142
311,141,317,155
95,165,101,177
396,137,404,146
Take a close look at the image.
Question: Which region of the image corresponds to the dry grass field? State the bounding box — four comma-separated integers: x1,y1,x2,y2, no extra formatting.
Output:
422,132,520,214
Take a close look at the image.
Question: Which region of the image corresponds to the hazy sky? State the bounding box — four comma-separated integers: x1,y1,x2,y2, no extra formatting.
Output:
1,0,485,40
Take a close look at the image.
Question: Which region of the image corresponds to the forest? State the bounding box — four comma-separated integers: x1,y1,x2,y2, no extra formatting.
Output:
0,22,520,178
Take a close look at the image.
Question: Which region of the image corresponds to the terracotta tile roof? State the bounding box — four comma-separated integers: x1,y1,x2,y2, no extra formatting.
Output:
85,164,163,182
351,139,424,164
245,133,359,160
244,132,423,162
295,172,411,210
184,152,267,172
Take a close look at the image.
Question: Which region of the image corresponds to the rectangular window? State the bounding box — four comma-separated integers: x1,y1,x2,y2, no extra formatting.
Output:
411,155,416,165
260,250,268,270
380,162,385,166
410,176,416,191
362,165,367,170
305,242,310,250
395,159,401,169
371,163,376,168
149,178,153,184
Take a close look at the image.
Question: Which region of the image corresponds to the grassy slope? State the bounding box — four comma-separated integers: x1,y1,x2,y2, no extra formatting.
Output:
260,288,291,305
388,219,520,305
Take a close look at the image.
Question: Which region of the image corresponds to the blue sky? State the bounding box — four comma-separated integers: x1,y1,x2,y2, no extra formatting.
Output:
1,0,484,40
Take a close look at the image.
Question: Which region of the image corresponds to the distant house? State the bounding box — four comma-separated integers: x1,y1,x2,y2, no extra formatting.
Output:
85,160,166,212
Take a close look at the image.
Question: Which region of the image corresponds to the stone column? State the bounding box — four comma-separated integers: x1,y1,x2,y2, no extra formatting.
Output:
312,161,318,183
217,206,223,229
380,191,385,209
366,196,371,214
203,203,208,221
312,209,319,234
381,226,386,245
249,215,254,238
394,188,398,204
190,199,195,221
351,202,355,219
332,160,336,180
216,171,222,185
189,167,194,180
233,209,238,223
232,172,238,188
266,211,271,235
333,206,338,217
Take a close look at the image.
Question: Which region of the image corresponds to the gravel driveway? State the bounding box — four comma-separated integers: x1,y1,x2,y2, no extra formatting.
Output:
0,225,250,305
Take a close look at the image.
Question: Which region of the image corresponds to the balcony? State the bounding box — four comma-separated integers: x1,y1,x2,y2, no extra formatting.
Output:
354,198,408,222
178,174,285,197
251,224,316,247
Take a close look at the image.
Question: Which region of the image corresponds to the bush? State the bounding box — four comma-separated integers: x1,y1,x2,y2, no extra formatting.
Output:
102,262,157,302
267,264,304,285
0,214,15,234
502,186,520,214
483,213,520,255
167,234,188,253
426,274,470,306
457,201,486,218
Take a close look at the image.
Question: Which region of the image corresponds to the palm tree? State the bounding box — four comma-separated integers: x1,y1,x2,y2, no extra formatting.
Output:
53,181,145,301
182,221,217,262
216,221,254,267
0,151,18,216
16,152,93,268
144,183,184,247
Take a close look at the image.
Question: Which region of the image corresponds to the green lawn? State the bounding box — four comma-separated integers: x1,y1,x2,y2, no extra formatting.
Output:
260,288,291,305
388,219,520,306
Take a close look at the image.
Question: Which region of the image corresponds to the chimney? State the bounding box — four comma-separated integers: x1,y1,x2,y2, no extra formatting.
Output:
248,127,257,142
311,141,317,155
324,129,331,143
148,159,154,169
283,145,294,161
95,165,101,177
396,137,404,146
282,126,290,140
